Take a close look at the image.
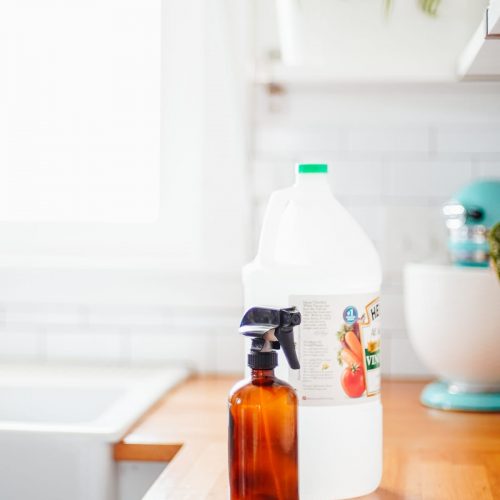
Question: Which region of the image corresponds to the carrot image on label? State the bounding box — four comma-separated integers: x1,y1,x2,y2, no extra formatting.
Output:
340,346,361,368
345,329,362,360
337,320,367,398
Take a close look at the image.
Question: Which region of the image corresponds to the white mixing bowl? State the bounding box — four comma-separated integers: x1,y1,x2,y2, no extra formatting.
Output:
404,263,500,392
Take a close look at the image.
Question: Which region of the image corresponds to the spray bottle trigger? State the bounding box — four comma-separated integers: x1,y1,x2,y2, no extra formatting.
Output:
275,327,300,370
239,306,301,370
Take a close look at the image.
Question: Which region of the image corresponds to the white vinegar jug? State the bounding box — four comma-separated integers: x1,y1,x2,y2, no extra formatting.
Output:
243,163,382,499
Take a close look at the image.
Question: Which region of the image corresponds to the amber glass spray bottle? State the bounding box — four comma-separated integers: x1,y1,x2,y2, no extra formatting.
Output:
228,307,301,500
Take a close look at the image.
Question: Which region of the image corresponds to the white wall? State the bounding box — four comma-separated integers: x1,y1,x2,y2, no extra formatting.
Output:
250,81,500,377
0,83,499,378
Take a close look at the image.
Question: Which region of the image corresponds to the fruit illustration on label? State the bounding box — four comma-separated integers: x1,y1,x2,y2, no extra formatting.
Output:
345,329,362,360
339,348,359,368
337,319,367,398
341,364,365,398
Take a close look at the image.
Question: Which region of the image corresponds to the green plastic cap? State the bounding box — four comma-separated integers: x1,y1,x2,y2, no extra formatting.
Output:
297,163,328,174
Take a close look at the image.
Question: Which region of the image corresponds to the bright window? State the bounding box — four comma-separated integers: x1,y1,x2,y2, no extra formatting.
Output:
0,0,246,270
0,0,161,223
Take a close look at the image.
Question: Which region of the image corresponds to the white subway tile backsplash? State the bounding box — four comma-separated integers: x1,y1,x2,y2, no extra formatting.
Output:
0,332,41,360
436,126,500,154
380,337,391,376
2,304,84,327
252,160,287,197
129,332,211,371
425,162,473,198
380,205,447,285
385,161,472,199
380,293,405,331
214,331,245,374
45,332,123,361
342,203,384,244
389,337,429,378
87,307,167,329
347,127,430,154
475,162,500,178
255,125,342,157
281,84,500,127
0,268,242,309
330,161,384,198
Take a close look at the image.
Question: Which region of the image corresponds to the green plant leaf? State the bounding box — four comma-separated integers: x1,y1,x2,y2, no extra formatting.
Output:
419,0,441,16
384,0,393,15
488,222,500,282
385,0,441,16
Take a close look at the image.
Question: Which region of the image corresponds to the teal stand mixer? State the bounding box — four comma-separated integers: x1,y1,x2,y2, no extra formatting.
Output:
443,180,500,269
405,179,500,412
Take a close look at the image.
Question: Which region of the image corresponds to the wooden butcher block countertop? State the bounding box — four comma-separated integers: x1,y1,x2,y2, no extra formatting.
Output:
113,376,500,500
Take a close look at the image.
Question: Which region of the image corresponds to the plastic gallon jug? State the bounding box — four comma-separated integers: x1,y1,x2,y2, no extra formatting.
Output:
243,163,382,499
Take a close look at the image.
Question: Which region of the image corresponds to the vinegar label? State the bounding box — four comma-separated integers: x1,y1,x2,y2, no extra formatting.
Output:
289,294,381,406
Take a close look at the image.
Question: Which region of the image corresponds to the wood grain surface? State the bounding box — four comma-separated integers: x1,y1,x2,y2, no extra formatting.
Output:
114,376,500,500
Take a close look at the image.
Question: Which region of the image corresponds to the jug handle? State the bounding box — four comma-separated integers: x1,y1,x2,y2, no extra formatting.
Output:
258,189,292,266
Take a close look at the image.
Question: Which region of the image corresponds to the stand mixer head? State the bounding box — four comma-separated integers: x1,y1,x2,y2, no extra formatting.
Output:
443,179,500,267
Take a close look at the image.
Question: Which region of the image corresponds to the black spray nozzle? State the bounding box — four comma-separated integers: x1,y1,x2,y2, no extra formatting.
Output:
239,307,301,370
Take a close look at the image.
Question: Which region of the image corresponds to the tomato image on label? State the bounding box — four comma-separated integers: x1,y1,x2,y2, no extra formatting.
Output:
337,318,367,398
341,364,365,398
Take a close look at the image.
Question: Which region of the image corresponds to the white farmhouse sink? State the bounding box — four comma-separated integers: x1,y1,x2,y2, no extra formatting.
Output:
0,364,189,500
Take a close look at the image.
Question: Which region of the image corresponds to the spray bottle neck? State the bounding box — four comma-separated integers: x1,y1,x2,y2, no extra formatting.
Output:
251,368,276,386
251,368,275,378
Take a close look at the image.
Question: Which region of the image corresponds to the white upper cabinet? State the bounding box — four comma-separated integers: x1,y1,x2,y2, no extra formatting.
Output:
489,1,500,35
255,0,491,83
459,1,500,79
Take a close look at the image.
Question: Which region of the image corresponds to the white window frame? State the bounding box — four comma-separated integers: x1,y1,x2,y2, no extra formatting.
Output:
0,0,250,274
